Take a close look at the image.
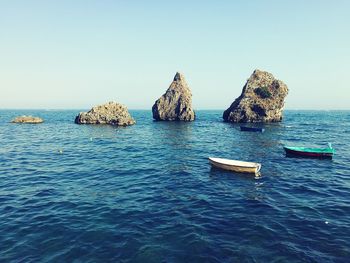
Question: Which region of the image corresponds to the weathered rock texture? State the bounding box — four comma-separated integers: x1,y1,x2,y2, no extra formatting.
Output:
152,72,195,121
11,116,44,124
223,69,288,123
75,101,135,126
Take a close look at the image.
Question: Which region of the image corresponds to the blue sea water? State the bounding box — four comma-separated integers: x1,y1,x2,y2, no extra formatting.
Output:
0,110,350,262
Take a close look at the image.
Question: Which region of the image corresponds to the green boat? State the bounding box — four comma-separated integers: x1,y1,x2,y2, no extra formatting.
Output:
284,144,335,159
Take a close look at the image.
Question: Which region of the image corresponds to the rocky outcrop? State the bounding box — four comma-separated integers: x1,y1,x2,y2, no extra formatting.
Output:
152,72,195,121
75,101,135,126
11,116,43,124
223,69,288,123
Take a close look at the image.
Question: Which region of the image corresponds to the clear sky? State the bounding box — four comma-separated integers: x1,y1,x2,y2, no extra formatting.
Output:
1,0,349,109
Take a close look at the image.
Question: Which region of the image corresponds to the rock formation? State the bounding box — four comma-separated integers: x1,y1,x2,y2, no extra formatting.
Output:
152,72,195,121
75,101,135,126
11,116,44,124
223,69,288,123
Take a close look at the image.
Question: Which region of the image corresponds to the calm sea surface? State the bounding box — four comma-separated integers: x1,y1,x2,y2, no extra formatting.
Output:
0,110,349,262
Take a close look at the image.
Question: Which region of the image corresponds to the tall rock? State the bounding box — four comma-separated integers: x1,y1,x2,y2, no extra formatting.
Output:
223,69,288,123
75,101,135,126
152,72,195,121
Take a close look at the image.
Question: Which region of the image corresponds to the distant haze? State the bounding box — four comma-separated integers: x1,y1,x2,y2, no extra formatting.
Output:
1,1,349,110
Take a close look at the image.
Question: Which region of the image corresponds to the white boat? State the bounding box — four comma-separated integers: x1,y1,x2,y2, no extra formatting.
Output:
209,157,261,174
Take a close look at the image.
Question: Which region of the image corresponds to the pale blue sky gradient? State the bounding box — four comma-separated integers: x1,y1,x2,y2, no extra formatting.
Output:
1,0,349,109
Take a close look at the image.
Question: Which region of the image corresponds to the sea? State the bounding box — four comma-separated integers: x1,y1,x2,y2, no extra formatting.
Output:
0,110,349,262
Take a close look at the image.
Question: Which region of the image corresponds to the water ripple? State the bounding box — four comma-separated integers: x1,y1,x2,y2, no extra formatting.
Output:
0,110,349,262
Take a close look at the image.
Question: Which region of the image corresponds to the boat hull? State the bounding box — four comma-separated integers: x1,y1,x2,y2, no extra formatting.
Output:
284,147,333,159
209,157,261,174
240,126,264,132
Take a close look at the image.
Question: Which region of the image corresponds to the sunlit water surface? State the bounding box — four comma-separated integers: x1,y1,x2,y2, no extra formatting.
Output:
0,110,349,262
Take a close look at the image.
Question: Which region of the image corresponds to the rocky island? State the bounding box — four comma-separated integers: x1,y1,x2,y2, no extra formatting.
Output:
223,69,289,123
75,101,135,126
152,72,195,121
11,116,44,124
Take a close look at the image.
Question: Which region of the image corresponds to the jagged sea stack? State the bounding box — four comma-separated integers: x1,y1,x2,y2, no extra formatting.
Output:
223,70,288,123
152,72,195,121
75,101,135,126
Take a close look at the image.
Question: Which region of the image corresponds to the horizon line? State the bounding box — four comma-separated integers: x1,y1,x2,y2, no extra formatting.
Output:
0,108,349,111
